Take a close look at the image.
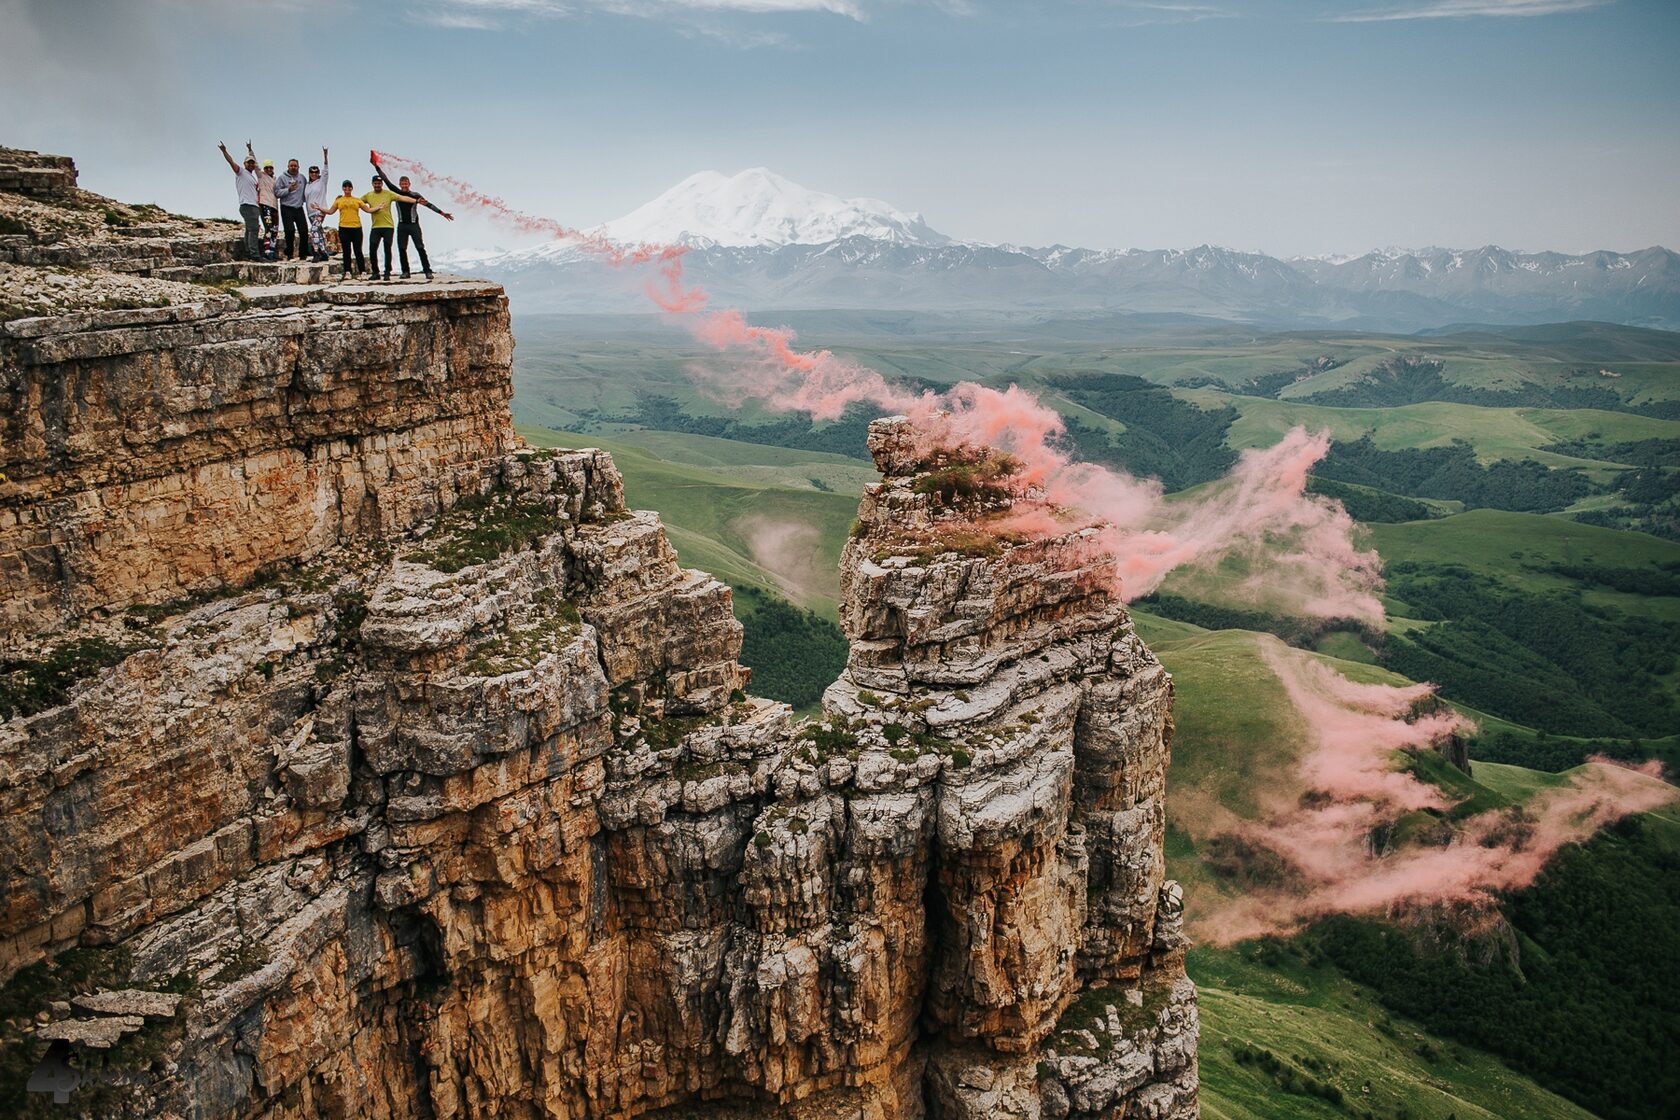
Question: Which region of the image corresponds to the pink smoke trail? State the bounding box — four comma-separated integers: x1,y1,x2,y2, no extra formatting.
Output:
373,150,902,412
899,388,1385,620
1261,642,1467,810
375,151,1382,617
376,155,1666,937
1195,643,1677,944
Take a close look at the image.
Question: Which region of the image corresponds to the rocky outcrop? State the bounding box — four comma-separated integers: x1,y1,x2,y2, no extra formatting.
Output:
0,281,515,641
0,149,78,199
1,158,1194,1118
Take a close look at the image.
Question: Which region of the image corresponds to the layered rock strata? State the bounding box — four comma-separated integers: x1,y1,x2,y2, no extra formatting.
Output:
0,280,514,640
1,160,1194,1119
0,148,78,199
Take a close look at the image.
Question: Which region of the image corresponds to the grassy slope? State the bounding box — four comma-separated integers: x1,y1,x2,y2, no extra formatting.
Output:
1154,628,1665,1120
1366,507,1680,584
1192,944,1597,1120
1149,501,1680,627
1148,625,1625,840
1367,508,1680,623
518,425,858,615
1185,392,1677,477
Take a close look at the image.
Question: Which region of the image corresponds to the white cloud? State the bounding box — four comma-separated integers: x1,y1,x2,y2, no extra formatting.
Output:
1116,2,1237,22
672,0,861,12
411,8,506,28
1329,0,1613,22
408,0,865,29
674,20,798,45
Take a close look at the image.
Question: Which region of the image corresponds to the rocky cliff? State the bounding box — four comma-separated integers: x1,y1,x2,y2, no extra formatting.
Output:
0,151,1196,1119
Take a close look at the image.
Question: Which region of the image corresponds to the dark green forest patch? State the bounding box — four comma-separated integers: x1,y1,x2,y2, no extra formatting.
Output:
735,586,849,710
1046,373,1238,491
1305,477,1443,524
1300,354,1672,416
1381,563,1680,738
621,394,879,460
1315,437,1594,514
1467,728,1671,773
1135,592,1378,651
1304,818,1680,1120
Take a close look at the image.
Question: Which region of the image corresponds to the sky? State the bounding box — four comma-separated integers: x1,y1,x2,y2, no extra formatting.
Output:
2,0,1677,258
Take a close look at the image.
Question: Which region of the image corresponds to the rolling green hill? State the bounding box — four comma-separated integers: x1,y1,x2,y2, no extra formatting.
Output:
1201,395,1673,477
518,425,859,616
1365,508,1680,602
1192,943,1597,1120
509,314,1680,1120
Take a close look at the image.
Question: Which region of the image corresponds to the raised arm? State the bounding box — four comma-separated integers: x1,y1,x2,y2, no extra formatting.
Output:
372,159,454,220
218,142,240,173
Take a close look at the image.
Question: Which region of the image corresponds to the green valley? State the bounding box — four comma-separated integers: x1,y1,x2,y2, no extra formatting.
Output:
510,311,1680,1120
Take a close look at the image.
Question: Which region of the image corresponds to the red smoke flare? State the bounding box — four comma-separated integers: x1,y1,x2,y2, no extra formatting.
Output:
374,150,1381,616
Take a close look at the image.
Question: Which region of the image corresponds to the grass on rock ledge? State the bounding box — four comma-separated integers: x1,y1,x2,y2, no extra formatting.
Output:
0,637,142,720
404,491,567,573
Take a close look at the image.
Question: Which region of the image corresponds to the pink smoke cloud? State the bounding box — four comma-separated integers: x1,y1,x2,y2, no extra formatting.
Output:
373,150,1384,620
1262,643,1466,811
374,155,1672,943
903,389,1385,620
1195,644,1677,945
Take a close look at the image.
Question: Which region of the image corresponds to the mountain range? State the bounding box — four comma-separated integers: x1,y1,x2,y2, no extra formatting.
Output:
449,169,1680,331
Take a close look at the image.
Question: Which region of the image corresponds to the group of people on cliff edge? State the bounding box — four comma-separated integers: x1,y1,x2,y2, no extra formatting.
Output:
217,142,454,281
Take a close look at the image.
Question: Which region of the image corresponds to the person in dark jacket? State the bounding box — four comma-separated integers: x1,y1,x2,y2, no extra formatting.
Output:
391,175,454,280
367,157,454,280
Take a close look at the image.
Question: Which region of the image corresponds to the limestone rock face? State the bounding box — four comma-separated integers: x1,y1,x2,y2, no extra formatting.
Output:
0,161,1194,1119
0,281,515,641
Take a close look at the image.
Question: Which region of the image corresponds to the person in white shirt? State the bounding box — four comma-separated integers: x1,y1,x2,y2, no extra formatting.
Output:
217,140,262,259
302,148,330,262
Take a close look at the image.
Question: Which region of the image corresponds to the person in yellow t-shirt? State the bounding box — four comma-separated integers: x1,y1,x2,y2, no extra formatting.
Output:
319,180,374,278
361,175,405,281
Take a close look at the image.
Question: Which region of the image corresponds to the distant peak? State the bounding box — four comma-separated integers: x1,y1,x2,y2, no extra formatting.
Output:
598,168,950,249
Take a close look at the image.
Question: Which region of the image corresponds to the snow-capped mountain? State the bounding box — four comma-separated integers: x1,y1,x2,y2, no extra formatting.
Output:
450,170,1680,331
598,168,949,249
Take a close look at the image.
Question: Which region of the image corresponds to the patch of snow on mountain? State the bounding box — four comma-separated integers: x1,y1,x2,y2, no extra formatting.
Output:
598,168,951,249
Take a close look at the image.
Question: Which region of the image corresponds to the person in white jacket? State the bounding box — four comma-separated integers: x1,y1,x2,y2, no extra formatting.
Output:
302,148,331,262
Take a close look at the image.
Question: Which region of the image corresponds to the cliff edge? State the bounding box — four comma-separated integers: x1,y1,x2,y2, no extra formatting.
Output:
0,149,1195,1119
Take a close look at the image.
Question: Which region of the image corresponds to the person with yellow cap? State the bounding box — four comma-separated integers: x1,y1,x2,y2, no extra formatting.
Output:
245,141,279,261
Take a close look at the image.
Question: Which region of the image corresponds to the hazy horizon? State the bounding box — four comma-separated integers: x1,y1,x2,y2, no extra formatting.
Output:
3,0,1678,259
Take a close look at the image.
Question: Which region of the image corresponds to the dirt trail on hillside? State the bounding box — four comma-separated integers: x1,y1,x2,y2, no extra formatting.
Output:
734,514,835,607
